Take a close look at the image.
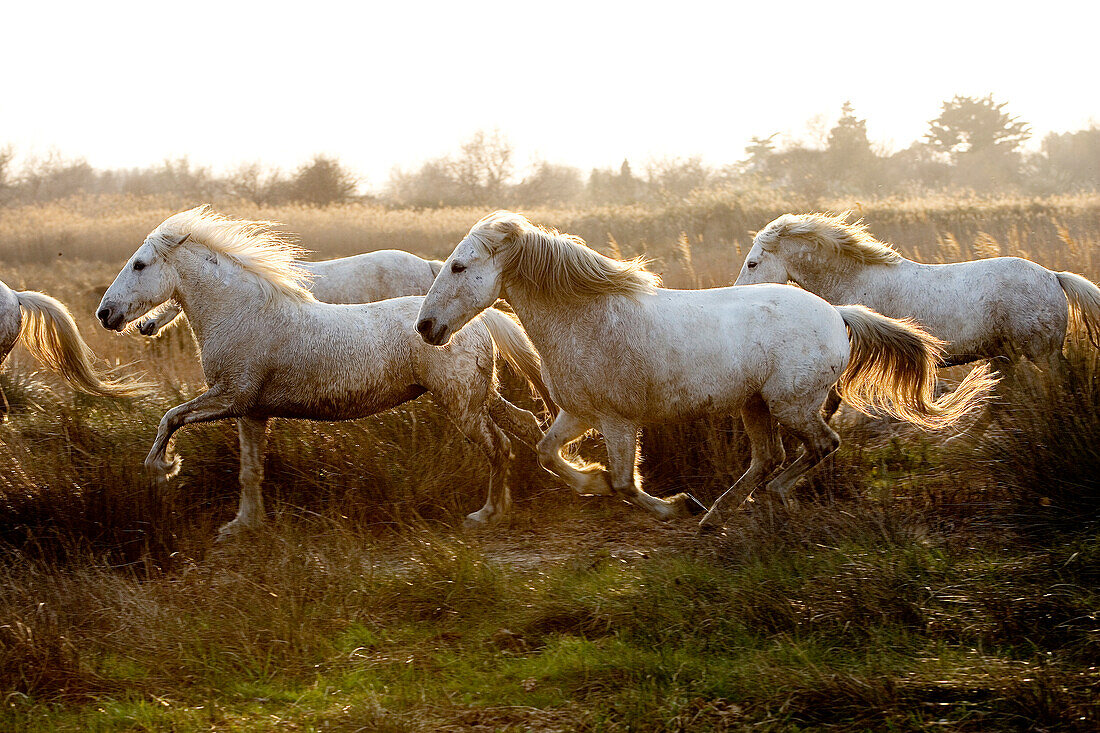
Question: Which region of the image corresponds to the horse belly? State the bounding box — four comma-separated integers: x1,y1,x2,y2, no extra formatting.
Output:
257,381,427,421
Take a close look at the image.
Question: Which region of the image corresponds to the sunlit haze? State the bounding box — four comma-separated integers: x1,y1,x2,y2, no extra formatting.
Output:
4,1,1097,191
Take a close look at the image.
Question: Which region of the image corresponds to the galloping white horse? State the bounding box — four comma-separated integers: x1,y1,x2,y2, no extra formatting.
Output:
134,250,444,336
0,279,147,412
417,212,996,529
735,213,1100,426
97,206,550,538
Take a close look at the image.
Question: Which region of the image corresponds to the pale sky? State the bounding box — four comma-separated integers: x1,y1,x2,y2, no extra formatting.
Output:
3,1,1097,191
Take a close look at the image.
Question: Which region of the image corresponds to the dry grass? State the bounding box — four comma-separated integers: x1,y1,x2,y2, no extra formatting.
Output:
0,192,1098,730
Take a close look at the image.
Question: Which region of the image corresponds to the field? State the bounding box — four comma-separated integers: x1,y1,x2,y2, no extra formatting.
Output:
1,193,1099,731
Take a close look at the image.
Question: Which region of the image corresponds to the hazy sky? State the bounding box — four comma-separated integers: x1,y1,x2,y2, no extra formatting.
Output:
3,1,1097,190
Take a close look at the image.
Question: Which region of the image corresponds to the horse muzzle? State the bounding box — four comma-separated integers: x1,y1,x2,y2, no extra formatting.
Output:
415,317,449,346
96,305,126,332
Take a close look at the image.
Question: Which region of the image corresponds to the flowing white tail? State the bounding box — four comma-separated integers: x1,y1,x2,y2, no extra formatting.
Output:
837,305,997,430
16,291,149,397
1056,271,1100,348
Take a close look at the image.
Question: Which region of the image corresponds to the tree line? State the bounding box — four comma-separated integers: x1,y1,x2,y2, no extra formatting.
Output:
1,95,1097,208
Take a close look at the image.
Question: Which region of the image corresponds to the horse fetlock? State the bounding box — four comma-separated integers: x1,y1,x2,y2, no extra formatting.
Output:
463,507,506,530
575,470,614,497
216,516,262,542
145,451,181,479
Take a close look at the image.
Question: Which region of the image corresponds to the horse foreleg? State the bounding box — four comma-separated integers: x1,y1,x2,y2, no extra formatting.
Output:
700,395,786,531
535,411,610,496
136,303,183,336
217,416,269,541
145,387,235,479
602,420,706,521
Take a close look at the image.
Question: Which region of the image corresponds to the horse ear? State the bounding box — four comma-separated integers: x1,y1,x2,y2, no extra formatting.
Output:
492,219,522,244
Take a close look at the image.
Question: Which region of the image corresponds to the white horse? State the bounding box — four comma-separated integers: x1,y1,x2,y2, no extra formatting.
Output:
416,212,996,529
134,250,445,336
0,279,147,413
735,212,1100,427
96,206,550,539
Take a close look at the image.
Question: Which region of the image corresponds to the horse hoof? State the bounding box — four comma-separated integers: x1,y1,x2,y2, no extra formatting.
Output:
463,509,504,530
216,520,257,542
463,515,488,530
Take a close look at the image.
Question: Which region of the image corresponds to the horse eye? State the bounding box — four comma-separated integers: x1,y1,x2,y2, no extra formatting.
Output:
133,261,146,271
451,262,467,274
747,261,758,269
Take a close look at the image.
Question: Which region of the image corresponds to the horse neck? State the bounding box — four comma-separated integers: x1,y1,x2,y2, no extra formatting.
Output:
169,248,272,346
787,254,906,304
500,282,597,354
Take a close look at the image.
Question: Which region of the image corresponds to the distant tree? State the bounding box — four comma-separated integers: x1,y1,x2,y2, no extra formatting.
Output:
768,145,830,201
881,142,952,191
513,161,583,205
288,155,358,206
825,102,877,191
0,145,14,204
448,130,514,205
387,159,462,207
19,151,96,201
742,134,779,178
587,159,641,204
225,162,286,205
926,95,1030,189
1038,125,1100,190
646,157,711,198
926,95,1030,159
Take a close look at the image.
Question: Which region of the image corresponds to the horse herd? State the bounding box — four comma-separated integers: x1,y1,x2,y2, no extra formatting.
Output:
4,206,1098,538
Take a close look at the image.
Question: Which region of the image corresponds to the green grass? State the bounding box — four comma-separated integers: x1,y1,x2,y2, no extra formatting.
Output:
2,511,1097,732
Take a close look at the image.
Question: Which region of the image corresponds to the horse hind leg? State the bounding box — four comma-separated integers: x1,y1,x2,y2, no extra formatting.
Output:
601,420,707,521
488,394,544,449
699,394,786,530
1043,349,1073,388
762,401,840,506
218,417,269,542
821,387,842,422
453,407,515,529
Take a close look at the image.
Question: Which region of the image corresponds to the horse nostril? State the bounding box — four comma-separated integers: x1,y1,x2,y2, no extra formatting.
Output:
416,318,434,337
97,308,111,323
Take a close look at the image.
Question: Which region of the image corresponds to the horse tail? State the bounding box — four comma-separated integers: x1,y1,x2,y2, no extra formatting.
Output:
15,291,151,398
479,308,558,417
1056,271,1100,348
835,304,996,430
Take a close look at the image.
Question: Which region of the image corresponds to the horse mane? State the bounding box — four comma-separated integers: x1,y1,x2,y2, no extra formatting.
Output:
756,212,902,266
150,205,316,302
468,211,659,300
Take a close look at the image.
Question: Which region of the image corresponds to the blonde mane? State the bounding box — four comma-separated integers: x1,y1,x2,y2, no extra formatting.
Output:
468,211,659,300
756,212,902,266
150,206,316,302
